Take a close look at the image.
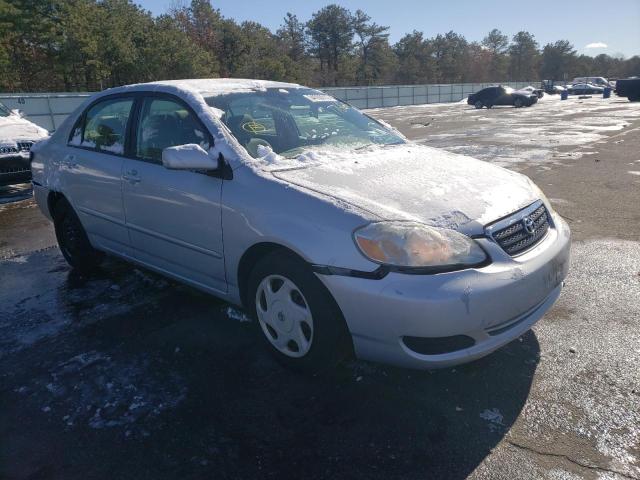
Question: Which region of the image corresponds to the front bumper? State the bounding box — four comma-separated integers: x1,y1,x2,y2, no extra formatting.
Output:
0,154,31,187
319,213,571,369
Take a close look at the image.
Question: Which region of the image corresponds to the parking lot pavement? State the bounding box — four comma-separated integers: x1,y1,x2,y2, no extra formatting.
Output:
1,97,639,480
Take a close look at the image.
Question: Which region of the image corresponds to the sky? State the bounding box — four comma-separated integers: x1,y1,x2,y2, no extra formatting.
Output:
137,0,640,58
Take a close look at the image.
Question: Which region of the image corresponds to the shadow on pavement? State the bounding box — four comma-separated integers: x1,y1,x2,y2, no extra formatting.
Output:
0,183,32,204
0,250,540,480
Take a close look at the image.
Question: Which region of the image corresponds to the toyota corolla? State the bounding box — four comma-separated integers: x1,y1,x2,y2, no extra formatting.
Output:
31,79,570,371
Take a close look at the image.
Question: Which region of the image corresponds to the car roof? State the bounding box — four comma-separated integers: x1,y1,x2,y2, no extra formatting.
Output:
99,78,304,99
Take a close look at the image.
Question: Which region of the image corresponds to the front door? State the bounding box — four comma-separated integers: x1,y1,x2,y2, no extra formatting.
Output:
122,95,226,294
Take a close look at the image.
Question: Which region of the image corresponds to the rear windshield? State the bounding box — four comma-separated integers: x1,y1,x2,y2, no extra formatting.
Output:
205,88,405,158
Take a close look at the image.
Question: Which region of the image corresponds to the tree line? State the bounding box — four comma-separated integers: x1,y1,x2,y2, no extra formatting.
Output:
1,0,638,92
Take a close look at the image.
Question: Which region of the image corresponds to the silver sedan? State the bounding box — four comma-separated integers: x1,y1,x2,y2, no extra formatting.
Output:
31,79,570,371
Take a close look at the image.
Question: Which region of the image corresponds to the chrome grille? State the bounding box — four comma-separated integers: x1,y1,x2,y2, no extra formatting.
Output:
490,204,550,256
0,146,19,154
0,166,30,174
17,141,34,152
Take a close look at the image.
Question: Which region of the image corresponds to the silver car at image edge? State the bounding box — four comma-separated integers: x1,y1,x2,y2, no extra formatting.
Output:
30,79,571,371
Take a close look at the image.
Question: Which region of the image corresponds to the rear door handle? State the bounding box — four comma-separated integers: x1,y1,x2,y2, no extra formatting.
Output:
123,169,141,184
62,154,78,169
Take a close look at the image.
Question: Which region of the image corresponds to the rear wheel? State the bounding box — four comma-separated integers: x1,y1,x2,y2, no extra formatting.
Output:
53,199,103,273
248,250,352,372
474,100,483,109
514,98,524,108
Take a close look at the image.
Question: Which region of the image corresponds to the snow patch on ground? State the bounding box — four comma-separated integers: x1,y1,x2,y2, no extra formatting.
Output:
19,349,188,434
0,257,172,359
369,95,640,170
225,306,251,323
480,408,505,431
4,255,28,263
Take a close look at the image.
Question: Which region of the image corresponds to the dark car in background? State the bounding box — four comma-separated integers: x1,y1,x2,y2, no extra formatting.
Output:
467,86,538,109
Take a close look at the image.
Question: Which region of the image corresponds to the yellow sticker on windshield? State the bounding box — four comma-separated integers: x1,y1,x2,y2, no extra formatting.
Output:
242,121,266,133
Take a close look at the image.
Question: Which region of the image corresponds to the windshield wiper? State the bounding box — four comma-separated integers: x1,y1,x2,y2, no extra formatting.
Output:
354,143,375,151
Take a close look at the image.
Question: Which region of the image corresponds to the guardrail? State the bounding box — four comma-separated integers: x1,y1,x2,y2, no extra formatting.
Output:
1,81,535,132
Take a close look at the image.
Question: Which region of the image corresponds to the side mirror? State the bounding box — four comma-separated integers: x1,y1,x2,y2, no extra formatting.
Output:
11,109,24,117
161,144,218,171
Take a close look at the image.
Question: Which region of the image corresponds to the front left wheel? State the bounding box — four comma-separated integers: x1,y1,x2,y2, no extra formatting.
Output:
248,250,352,372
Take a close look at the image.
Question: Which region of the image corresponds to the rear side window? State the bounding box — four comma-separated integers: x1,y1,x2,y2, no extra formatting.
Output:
478,88,494,99
69,97,133,155
136,97,210,162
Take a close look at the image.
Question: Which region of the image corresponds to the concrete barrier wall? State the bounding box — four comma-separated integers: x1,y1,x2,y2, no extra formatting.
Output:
0,93,91,132
322,82,534,109
0,82,535,131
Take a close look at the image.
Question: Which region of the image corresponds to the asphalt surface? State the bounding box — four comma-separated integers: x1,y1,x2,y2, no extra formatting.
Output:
1,95,639,480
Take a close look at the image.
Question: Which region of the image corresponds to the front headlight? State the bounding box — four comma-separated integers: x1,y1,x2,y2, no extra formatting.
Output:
353,222,487,272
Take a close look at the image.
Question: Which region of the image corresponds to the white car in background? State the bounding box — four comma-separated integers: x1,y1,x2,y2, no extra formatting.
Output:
567,83,605,95
0,101,49,186
515,86,544,98
30,79,571,371
572,76,611,88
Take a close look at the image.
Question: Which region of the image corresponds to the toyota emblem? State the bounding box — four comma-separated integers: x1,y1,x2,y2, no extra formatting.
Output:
522,216,535,235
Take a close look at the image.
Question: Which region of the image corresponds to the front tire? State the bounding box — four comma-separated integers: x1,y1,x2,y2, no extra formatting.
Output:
53,199,103,273
474,100,483,109
248,250,352,372
514,98,524,108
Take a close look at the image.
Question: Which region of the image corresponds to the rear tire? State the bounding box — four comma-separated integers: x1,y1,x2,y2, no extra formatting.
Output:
514,98,524,108
247,250,352,372
53,199,104,273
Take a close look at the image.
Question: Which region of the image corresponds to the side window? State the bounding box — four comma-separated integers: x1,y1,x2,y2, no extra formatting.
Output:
136,97,210,162
479,88,492,99
69,97,133,154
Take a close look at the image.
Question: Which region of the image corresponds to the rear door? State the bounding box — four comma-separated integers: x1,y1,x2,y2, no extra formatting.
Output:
63,95,134,256
121,94,227,293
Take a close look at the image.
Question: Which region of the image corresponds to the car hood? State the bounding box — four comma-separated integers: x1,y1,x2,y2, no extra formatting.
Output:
0,116,49,143
272,144,538,235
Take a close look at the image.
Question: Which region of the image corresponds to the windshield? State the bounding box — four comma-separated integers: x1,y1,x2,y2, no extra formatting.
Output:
205,87,405,158
0,102,11,117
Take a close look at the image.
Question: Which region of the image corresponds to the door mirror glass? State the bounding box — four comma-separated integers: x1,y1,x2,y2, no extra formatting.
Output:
162,144,218,170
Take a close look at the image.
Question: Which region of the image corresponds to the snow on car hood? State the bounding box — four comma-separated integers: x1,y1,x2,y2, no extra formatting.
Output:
271,144,538,234
0,115,49,143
